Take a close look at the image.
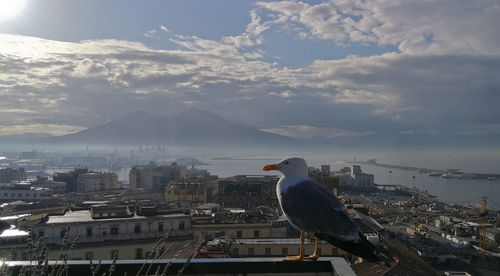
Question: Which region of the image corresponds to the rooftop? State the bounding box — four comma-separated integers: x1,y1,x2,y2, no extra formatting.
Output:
45,210,188,224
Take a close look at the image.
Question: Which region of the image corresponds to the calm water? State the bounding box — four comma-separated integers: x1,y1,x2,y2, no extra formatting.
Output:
114,148,500,210
194,151,500,210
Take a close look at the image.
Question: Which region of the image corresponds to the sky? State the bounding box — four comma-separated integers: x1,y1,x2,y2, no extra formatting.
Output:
0,0,499,140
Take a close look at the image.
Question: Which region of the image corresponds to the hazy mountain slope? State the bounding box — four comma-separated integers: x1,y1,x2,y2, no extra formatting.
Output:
43,109,299,146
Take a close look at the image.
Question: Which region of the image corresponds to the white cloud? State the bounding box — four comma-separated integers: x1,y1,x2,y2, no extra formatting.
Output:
0,123,84,135
261,125,374,139
258,0,500,55
1,1,500,137
222,10,271,48
143,29,158,38
160,25,169,33
72,58,109,78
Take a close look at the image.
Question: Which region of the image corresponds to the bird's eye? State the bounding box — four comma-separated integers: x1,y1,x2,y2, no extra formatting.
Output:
284,161,289,165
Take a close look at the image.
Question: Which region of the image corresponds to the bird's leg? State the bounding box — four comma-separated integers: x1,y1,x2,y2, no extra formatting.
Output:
284,232,305,261
304,237,319,260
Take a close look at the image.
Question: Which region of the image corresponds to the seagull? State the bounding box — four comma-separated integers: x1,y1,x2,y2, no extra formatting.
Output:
263,157,396,264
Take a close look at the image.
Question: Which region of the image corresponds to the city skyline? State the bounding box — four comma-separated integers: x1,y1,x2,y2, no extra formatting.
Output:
1,0,500,143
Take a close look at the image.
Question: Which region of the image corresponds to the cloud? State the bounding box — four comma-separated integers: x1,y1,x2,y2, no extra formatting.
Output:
72,58,109,78
258,0,500,55
1,0,500,138
143,29,158,38
160,25,169,33
222,10,271,48
261,125,374,139
0,123,84,136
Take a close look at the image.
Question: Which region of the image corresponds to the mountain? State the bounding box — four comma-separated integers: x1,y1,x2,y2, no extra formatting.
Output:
43,109,300,147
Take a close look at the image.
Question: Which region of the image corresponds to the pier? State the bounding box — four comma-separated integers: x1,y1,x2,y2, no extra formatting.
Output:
351,160,500,180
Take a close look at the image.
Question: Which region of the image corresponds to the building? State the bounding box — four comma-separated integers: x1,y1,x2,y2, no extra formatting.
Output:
350,165,375,187
30,176,67,193
19,207,193,261
334,166,374,187
229,237,347,258
165,174,218,203
20,151,38,159
213,175,279,209
0,184,52,201
129,162,187,191
309,167,340,196
0,168,26,183
193,220,288,240
76,172,118,192
53,168,89,192
320,165,330,175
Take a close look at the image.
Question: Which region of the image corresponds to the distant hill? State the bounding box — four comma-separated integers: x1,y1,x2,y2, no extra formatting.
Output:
41,109,300,147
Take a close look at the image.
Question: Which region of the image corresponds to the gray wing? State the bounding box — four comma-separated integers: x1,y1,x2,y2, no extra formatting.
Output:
280,179,361,241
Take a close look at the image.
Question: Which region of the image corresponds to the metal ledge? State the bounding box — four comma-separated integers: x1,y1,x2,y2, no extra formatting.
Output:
2,257,356,275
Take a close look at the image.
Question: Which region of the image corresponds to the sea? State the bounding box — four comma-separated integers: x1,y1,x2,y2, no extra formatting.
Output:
113,148,500,210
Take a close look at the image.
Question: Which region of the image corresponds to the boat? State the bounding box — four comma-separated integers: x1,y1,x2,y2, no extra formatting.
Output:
429,172,442,177
458,174,476,179
441,173,459,179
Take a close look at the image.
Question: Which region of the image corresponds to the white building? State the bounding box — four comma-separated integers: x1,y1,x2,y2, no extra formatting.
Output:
0,185,52,200
76,172,118,192
350,165,375,187
32,209,191,244
129,163,186,191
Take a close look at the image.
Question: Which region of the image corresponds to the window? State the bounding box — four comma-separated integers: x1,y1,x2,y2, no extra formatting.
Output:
236,231,242,238
85,252,93,260
232,248,239,256
265,248,271,255
110,250,118,259
248,248,254,256
158,223,164,232
317,247,322,255
3,193,7,197
332,248,338,255
111,226,118,235
253,230,260,238
60,229,66,239
25,193,29,197
281,248,288,256
179,221,185,230
134,224,141,233
86,227,92,237
135,248,143,259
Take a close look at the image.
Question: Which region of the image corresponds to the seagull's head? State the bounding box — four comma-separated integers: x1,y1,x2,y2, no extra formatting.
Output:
262,157,308,177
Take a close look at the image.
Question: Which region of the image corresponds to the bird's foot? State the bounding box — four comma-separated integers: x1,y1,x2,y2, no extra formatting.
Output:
304,254,319,261
283,255,304,261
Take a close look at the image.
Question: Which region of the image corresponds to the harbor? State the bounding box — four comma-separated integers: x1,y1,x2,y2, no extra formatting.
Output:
351,159,500,180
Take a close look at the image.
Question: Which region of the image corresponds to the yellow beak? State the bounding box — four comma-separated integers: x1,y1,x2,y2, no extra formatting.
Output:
262,164,280,171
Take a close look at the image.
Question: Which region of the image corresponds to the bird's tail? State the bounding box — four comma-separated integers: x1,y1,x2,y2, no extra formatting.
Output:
316,232,398,266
